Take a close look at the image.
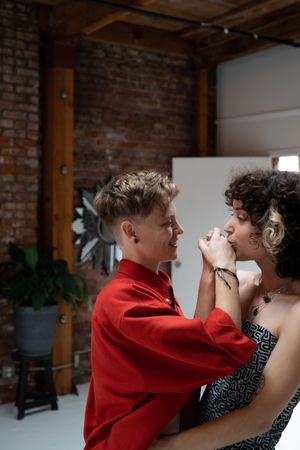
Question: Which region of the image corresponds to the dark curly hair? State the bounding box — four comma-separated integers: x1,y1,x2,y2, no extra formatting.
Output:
225,169,300,279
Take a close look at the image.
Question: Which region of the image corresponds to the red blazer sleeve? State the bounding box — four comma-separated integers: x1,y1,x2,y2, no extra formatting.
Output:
120,305,256,393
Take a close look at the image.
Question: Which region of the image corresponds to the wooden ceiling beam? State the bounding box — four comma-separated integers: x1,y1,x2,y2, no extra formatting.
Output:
180,0,300,39
81,0,156,35
36,0,300,63
88,21,195,57
50,0,156,37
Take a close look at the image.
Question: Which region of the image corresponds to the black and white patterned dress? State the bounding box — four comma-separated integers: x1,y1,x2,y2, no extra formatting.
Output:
198,319,300,449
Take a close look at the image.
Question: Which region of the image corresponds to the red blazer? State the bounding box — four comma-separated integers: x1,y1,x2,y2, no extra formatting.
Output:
84,259,255,449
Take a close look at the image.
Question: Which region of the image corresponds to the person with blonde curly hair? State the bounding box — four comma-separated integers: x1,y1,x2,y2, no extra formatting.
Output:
150,168,300,450
83,169,256,450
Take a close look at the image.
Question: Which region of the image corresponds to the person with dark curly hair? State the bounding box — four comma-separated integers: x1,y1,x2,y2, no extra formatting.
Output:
150,168,300,450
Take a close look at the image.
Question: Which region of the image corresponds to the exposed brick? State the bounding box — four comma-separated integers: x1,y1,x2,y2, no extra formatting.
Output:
0,65,13,75
18,103,38,113
0,137,12,146
0,155,14,164
14,226,36,236
15,138,36,148
3,128,26,138
2,110,27,120
0,192,13,202
0,173,15,182
0,47,13,56
0,119,13,128
0,210,13,219
1,147,26,156
15,85,38,95
14,192,37,202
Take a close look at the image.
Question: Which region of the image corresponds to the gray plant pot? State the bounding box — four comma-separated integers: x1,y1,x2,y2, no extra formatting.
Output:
13,304,58,356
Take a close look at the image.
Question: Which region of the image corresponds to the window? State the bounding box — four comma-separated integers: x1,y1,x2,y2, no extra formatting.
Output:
273,155,300,172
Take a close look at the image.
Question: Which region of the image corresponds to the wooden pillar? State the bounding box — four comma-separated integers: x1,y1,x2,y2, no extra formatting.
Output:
195,67,217,156
42,39,76,394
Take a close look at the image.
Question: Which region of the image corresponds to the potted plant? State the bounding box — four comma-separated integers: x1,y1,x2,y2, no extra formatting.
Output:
0,242,88,356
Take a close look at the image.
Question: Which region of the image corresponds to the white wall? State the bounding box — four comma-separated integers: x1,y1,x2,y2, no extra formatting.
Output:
217,45,300,156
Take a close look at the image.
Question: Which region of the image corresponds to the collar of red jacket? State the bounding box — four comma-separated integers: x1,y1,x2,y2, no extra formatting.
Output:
118,259,172,296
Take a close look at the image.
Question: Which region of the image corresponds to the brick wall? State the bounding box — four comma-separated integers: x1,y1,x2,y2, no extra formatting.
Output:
74,40,196,190
0,0,40,257
0,0,40,403
0,0,203,402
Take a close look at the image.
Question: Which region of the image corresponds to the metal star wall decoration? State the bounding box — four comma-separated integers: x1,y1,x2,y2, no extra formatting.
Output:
72,187,121,274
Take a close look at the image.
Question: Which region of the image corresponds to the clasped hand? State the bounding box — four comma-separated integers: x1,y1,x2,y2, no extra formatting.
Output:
198,227,236,271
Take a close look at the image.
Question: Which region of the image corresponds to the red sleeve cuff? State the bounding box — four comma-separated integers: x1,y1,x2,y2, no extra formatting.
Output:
205,308,256,365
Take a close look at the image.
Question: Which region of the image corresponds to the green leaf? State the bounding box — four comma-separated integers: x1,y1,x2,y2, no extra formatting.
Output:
24,246,38,270
63,293,77,312
75,274,89,304
52,259,68,275
62,274,82,298
31,291,46,311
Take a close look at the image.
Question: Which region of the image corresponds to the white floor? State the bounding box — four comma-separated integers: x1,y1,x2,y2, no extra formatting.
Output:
0,383,88,450
0,382,299,449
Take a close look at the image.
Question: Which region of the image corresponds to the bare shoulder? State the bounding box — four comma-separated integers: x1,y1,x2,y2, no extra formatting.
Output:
286,298,300,321
280,297,300,337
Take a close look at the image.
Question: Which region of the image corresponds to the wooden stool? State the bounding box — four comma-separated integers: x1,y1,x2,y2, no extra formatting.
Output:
12,351,58,420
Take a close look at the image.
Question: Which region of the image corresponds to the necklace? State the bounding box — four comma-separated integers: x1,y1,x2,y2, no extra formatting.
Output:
252,284,290,317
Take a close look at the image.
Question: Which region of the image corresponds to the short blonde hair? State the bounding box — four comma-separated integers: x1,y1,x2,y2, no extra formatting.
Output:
94,170,179,227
